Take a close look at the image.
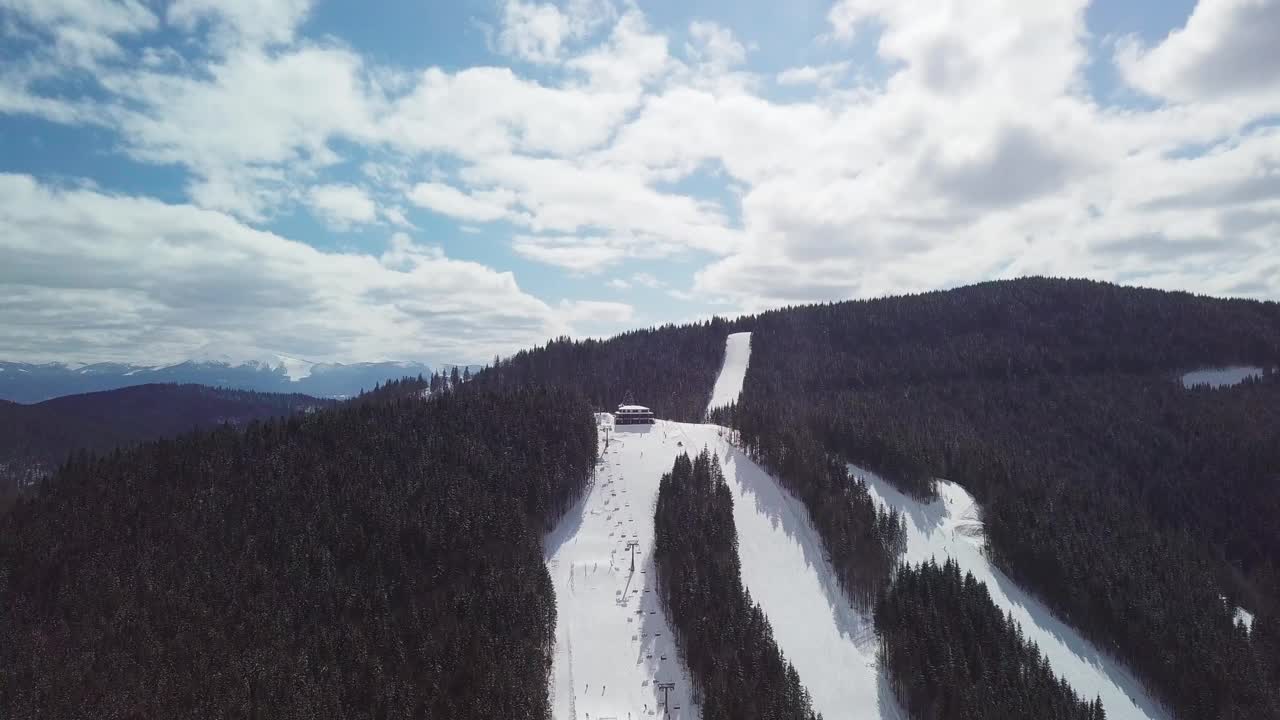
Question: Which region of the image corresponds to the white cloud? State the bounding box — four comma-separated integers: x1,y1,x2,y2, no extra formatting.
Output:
407,181,517,223
686,20,746,70
777,61,851,89
167,0,313,50
557,298,635,337
512,235,630,273
1116,0,1280,103
306,183,378,230
3,0,1280,367
102,44,377,220
0,0,157,71
496,0,612,63
0,173,567,364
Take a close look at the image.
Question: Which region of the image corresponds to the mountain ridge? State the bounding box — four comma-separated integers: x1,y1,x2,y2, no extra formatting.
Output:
0,357,481,403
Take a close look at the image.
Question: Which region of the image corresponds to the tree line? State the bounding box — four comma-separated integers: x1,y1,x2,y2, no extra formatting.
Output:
653,449,822,720
732,277,1280,718
877,559,1106,720
710,404,906,610
0,383,597,718
474,319,733,422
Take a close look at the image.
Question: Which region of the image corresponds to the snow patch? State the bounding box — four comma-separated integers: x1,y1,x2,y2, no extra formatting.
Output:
706,332,751,415
856,466,1169,720
1235,606,1255,632
1180,366,1264,388
273,354,316,381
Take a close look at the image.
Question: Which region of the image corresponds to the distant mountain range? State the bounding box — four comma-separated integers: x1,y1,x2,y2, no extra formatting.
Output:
0,355,475,403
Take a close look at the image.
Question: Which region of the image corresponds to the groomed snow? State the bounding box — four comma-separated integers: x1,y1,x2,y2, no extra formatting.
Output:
545,416,701,719
856,467,1169,720
545,331,903,719
1180,366,1264,388
672,424,904,720
705,332,751,415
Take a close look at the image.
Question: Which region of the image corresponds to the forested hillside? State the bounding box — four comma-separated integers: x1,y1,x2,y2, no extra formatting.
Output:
877,559,1105,720
475,319,730,422
0,384,330,508
0,386,596,718
653,450,821,720
726,277,1280,719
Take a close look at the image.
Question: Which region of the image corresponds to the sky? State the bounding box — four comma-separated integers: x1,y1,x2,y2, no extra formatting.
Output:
1,0,1278,365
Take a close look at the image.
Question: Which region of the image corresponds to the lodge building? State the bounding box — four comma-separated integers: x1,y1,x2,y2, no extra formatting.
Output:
615,404,656,425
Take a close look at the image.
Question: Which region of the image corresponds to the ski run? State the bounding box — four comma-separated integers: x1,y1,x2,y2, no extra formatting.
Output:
705,331,752,413
859,468,1170,720
545,331,1162,719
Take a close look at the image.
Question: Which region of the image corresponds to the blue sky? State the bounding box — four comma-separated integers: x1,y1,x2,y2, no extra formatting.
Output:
1,0,1278,365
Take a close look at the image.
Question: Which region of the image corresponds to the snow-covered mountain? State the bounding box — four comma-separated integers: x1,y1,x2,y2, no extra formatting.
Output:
0,355,448,403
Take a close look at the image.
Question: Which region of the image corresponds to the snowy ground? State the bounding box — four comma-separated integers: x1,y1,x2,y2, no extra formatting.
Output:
545,332,903,720
857,467,1170,720
1180,366,1264,388
705,332,751,414
675,424,904,720
545,417,701,720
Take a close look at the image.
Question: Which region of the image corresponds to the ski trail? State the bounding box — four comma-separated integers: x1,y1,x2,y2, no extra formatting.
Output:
857,466,1170,720
674,424,904,720
545,416,700,719
706,332,751,414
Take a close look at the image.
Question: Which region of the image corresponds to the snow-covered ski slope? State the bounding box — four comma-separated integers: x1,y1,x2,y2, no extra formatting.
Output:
857,467,1169,720
545,417,701,719
673,423,904,720
545,331,903,719
706,332,751,413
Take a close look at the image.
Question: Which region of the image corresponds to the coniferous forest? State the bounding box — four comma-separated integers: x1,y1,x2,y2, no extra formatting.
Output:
876,559,1105,720
0,385,596,718
727,277,1280,719
475,319,730,421
709,406,906,611
0,383,330,509
3,276,1280,718
653,449,821,720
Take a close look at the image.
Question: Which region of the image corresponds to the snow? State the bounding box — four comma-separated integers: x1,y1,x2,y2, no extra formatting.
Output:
273,354,316,381
856,467,1169,720
545,416,701,719
705,332,751,415
546,331,901,719
1180,366,1264,388
1235,606,1255,632
618,404,651,411
676,424,904,720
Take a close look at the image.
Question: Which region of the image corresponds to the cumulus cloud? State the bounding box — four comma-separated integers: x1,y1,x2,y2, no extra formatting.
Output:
407,181,517,223
496,0,613,63
1,0,158,65
2,0,1280,365
167,0,313,50
0,174,567,363
306,183,378,229
1116,0,1280,103
776,61,850,89
557,299,635,337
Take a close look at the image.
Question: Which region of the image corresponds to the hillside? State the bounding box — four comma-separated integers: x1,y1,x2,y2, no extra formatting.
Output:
0,383,331,506
3,277,1279,719
718,277,1280,719
0,386,596,718
499,276,1280,719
